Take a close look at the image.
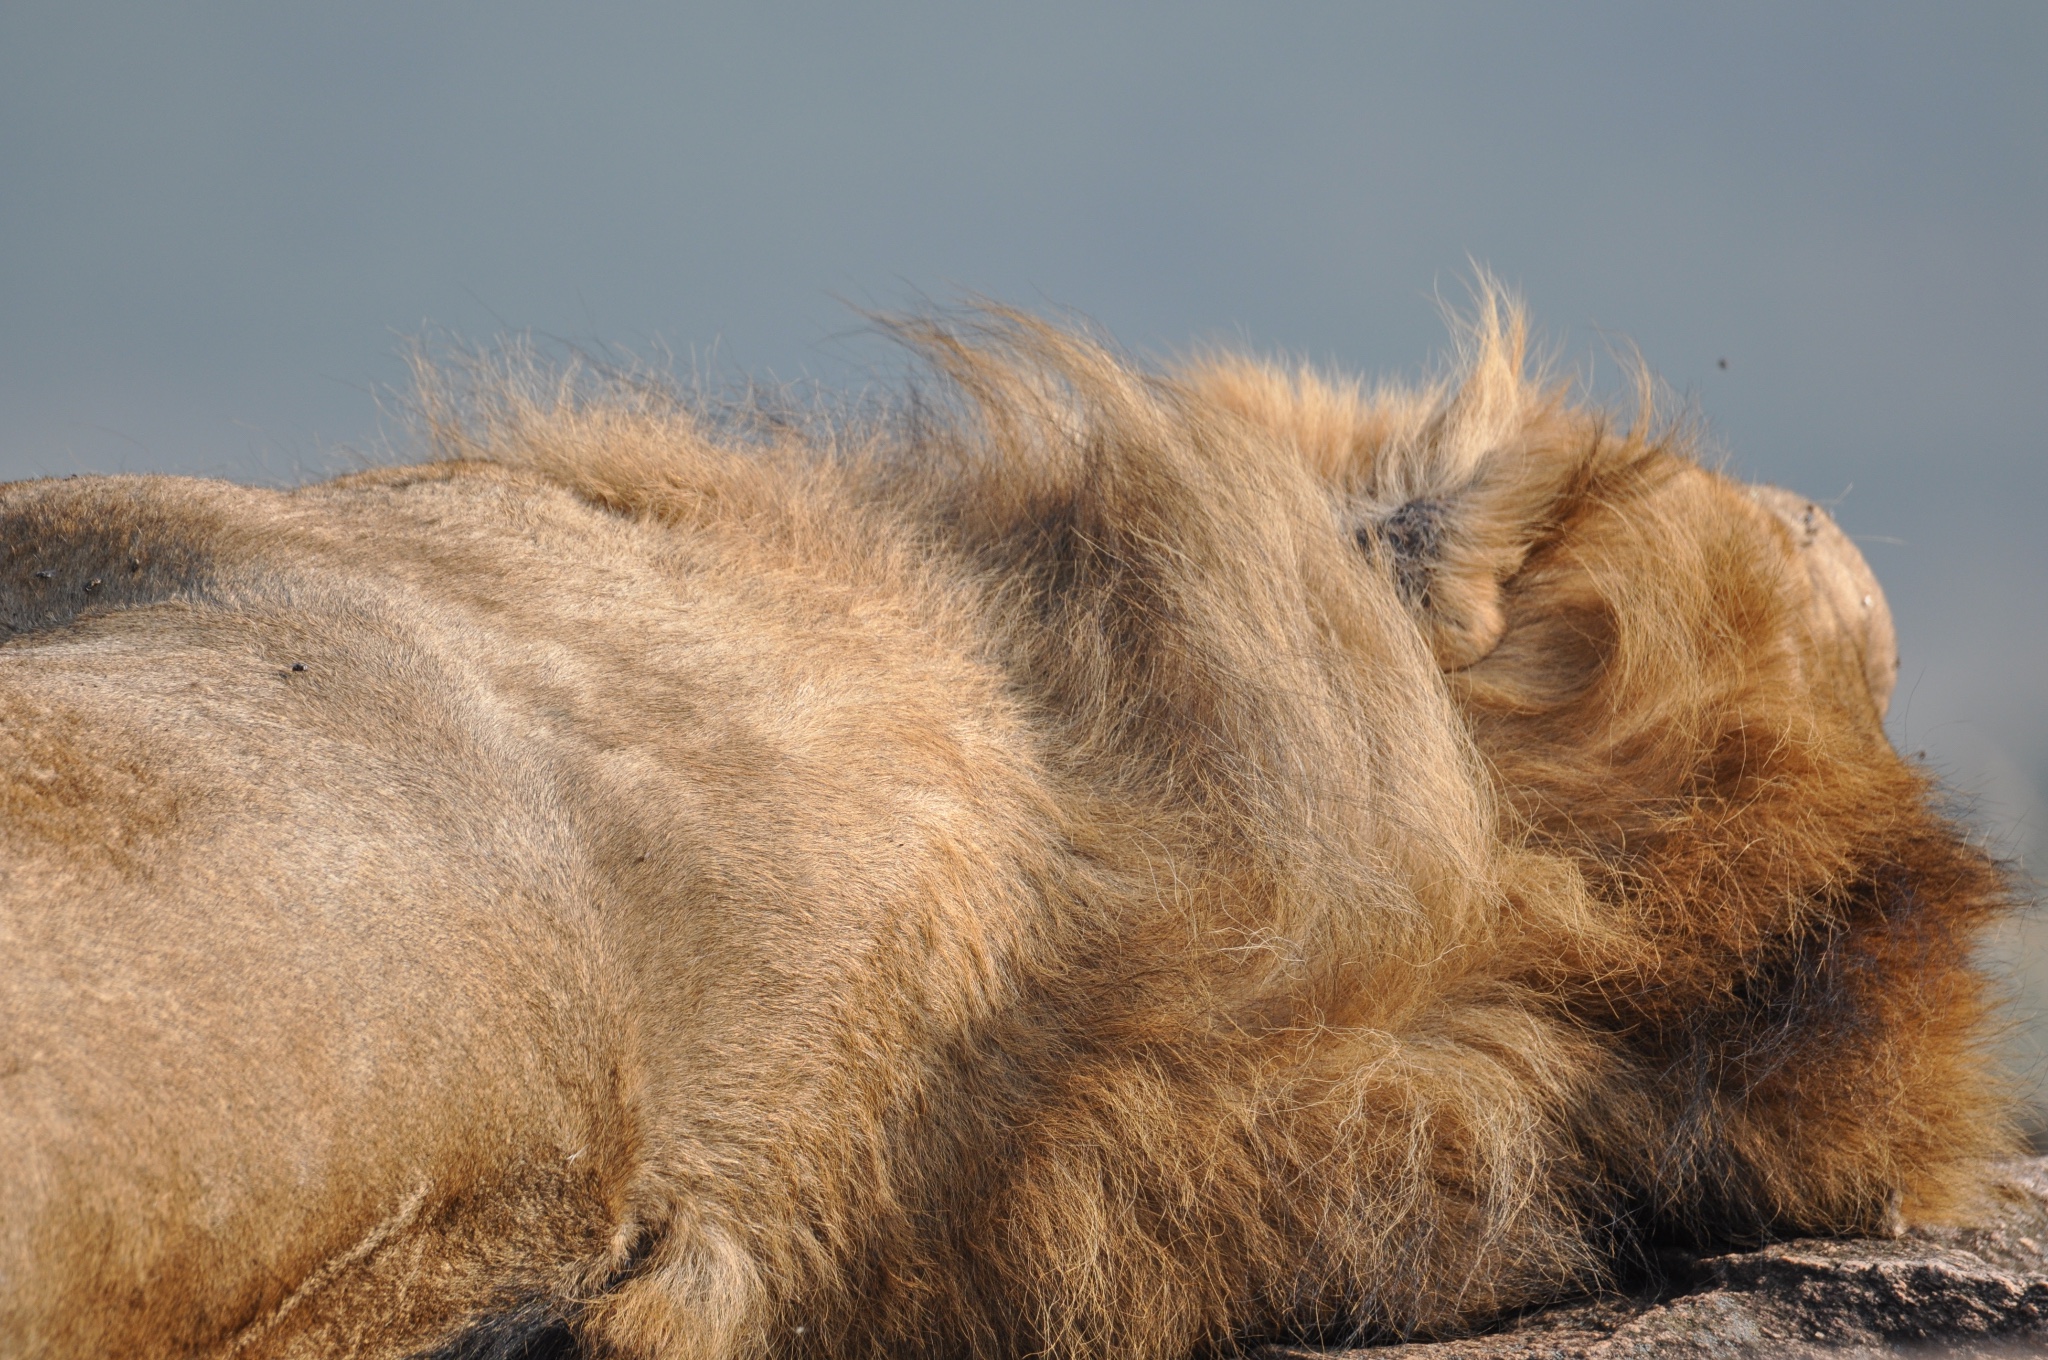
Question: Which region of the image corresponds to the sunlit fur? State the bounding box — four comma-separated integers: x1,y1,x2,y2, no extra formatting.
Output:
0,294,2011,1360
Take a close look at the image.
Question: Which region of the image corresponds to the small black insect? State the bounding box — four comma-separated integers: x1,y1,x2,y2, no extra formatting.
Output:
290,663,307,673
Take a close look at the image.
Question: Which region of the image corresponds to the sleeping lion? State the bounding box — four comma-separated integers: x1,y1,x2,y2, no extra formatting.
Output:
0,295,2012,1358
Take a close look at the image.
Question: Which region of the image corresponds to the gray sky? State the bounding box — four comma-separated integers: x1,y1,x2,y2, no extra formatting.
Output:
4,2,2045,1091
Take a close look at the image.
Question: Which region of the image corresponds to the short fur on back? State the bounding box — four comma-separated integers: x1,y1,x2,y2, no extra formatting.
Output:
0,292,2012,1359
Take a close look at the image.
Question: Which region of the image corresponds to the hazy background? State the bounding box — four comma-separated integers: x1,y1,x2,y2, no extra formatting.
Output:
4,3,2043,1112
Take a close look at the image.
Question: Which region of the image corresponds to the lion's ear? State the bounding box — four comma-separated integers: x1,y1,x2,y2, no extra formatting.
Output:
1183,282,1599,671
1354,445,1581,671
1349,287,1598,672
1357,495,1501,671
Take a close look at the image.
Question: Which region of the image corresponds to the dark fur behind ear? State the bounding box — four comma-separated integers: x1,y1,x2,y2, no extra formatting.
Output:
415,1299,580,1360
1358,496,1449,608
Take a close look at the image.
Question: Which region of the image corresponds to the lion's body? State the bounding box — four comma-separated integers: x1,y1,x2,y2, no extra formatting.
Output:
0,302,2012,1359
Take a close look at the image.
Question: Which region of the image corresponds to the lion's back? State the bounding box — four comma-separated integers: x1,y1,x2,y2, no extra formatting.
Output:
0,461,1067,1358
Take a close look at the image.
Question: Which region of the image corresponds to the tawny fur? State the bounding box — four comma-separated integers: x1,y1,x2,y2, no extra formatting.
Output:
0,292,2012,1360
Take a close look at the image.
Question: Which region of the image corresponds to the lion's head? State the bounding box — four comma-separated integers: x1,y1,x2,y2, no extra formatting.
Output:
1185,291,2008,1238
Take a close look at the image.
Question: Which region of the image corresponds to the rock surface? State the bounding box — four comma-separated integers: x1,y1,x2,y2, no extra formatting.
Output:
1259,1160,2048,1359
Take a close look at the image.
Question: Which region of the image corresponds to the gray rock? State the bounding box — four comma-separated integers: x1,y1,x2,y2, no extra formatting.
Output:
1258,1161,2048,1359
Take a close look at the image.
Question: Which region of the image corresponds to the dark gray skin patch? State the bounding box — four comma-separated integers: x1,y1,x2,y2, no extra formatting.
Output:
1356,497,1449,609
0,477,232,638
